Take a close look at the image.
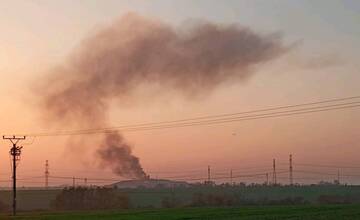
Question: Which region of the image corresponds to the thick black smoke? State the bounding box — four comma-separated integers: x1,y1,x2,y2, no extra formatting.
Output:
39,13,287,179
97,132,147,179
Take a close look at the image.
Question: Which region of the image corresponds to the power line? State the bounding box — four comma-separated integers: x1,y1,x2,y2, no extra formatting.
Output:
2,164,360,186
115,103,360,133
45,171,289,183
29,102,360,136
4,168,360,186
24,95,360,135
294,170,339,176
48,176,122,182
294,163,360,169
3,167,359,186
15,98,360,137
115,102,360,131
277,176,333,181
148,169,205,174
169,172,271,182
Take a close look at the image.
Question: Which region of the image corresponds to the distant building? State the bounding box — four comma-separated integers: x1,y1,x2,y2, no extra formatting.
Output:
111,179,190,189
204,180,216,186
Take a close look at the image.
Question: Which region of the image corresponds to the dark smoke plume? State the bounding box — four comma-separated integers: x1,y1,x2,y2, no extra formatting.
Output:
39,13,287,179
98,132,146,179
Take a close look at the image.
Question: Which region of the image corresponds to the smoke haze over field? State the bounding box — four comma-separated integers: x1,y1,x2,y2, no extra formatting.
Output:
38,13,287,179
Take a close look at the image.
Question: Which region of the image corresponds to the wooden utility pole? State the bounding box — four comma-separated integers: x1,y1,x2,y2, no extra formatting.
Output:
3,135,26,216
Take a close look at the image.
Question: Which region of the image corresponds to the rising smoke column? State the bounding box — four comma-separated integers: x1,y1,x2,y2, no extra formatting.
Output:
39,13,287,179
98,132,146,179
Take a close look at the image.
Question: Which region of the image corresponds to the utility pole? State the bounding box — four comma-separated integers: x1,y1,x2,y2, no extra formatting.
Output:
272,159,277,185
45,160,49,189
207,165,211,184
3,135,26,216
289,154,293,186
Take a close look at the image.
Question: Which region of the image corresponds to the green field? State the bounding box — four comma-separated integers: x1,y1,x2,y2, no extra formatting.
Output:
1,185,360,210
1,185,360,219
2,205,360,220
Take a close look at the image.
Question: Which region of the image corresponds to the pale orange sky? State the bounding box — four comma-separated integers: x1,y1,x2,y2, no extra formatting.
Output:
0,0,359,186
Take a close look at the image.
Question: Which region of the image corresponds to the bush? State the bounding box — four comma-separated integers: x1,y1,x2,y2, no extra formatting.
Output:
262,196,307,205
52,187,129,210
190,193,236,207
189,193,308,207
0,200,9,212
161,196,181,208
317,195,351,204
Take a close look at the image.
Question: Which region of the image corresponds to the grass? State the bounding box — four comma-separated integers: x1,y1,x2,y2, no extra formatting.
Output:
3,204,360,220
2,185,360,210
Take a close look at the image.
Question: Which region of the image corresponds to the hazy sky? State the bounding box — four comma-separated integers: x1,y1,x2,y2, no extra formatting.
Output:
0,0,359,186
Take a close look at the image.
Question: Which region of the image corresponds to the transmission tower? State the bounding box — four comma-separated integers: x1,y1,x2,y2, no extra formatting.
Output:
45,160,49,189
289,154,293,185
266,173,269,186
3,135,26,216
272,159,277,185
207,165,211,184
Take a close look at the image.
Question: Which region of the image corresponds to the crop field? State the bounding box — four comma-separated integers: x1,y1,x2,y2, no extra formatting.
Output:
2,204,360,220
